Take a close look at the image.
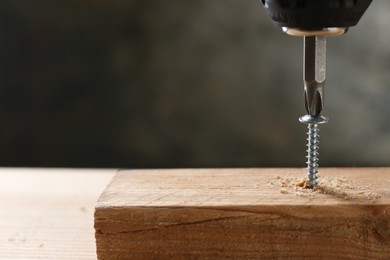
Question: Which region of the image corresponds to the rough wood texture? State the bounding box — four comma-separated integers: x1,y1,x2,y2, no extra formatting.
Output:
95,168,390,259
0,168,115,259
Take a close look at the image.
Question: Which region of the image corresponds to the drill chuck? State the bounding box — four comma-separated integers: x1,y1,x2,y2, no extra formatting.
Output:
261,0,372,31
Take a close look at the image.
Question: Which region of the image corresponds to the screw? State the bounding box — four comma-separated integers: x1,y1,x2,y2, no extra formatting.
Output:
299,115,328,188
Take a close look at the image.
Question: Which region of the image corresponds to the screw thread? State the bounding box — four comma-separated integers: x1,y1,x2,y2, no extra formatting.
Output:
306,123,320,187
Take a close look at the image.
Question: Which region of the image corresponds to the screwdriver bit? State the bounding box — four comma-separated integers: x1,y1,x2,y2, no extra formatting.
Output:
304,36,326,117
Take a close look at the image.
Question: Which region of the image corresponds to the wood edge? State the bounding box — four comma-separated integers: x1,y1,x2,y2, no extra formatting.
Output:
93,204,390,219
95,170,125,206
94,170,125,257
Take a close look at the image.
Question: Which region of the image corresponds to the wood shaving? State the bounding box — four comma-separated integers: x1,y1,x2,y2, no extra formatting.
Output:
279,188,287,194
270,175,381,200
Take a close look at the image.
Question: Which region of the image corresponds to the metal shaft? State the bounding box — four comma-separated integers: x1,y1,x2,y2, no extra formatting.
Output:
304,36,326,116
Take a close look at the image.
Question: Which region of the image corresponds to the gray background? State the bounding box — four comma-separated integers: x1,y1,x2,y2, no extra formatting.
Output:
0,0,389,168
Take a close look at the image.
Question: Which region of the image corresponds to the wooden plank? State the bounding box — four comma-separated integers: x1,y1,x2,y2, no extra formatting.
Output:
0,168,115,259
95,168,390,259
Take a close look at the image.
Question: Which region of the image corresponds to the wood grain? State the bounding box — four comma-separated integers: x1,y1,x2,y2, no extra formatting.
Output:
0,168,115,259
95,168,390,259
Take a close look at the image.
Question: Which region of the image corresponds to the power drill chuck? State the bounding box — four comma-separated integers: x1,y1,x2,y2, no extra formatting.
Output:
261,0,372,31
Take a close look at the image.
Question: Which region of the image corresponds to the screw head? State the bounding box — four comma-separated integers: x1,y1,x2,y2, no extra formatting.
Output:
299,114,329,124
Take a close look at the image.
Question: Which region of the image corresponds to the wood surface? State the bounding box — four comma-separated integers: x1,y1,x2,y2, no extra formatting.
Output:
95,168,390,259
0,168,115,259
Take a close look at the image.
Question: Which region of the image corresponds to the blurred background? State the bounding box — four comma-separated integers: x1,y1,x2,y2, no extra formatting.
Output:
0,0,389,168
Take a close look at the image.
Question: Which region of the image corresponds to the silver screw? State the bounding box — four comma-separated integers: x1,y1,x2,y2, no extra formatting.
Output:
299,115,328,188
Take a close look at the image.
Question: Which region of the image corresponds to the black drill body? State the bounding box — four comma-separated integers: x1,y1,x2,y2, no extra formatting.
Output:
261,0,372,30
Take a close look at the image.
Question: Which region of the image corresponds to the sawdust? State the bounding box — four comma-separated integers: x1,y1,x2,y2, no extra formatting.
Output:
269,175,381,200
